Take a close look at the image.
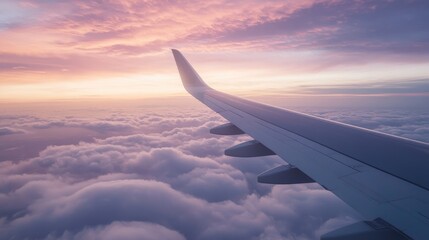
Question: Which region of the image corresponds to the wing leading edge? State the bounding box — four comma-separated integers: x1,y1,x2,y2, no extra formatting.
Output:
172,49,429,240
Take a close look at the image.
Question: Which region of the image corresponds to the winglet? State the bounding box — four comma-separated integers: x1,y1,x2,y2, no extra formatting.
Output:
172,49,211,97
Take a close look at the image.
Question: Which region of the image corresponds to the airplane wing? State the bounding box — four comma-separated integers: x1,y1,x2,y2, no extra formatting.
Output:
172,49,429,240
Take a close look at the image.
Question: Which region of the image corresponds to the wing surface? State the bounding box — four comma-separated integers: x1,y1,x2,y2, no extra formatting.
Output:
172,49,429,239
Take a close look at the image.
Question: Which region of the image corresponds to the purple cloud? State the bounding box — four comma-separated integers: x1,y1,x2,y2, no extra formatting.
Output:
0,127,26,136
3,101,428,239
57,221,186,240
0,106,362,239
220,1,429,54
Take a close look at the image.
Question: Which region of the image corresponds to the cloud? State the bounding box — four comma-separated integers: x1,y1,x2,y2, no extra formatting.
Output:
0,127,26,136
0,178,354,240
302,108,429,143
0,52,170,84
0,106,361,239
30,119,136,132
297,78,429,95
3,0,323,55
1,0,429,100
220,1,429,54
54,221,186,240
2,101,427,239
9,0,425,56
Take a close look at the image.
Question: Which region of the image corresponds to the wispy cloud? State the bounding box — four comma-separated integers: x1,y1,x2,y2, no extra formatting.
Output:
3,0,323,54
1,0,428,100
5,0,427,55
294,78,429,95
221,1,429,54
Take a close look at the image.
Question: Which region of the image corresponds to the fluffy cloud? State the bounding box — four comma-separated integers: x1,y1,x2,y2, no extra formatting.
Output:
304,108,429,143
0,176,353,240
0,105,363,240
2,101,427,239
54,221,186,240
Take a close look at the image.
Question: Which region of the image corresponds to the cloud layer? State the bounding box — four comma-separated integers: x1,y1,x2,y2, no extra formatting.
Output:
4,0,427,55
0,103,373,240
1,100,428,239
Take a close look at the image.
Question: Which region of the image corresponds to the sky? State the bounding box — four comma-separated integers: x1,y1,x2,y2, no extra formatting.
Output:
0,0,428,101
1,1,429,240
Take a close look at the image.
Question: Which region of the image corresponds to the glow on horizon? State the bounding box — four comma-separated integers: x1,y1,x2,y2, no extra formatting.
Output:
2,51,428,102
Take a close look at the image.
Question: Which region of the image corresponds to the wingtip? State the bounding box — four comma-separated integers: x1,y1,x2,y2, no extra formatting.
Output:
171,48,210,95
171,49,183,59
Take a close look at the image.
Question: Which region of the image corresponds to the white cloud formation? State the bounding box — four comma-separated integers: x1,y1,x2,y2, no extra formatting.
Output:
3,103,427,239
304,108,429,142
53,221,186,240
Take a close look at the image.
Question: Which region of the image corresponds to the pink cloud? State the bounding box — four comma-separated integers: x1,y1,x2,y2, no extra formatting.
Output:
3,0,326,56
1,0,428,100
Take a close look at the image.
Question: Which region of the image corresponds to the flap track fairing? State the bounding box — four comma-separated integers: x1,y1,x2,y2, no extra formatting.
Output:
225,140,275,157
257,165,315,184
210,123,245,135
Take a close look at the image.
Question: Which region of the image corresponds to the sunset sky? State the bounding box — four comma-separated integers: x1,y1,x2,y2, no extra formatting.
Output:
1,0,428,101
1,1,429,240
